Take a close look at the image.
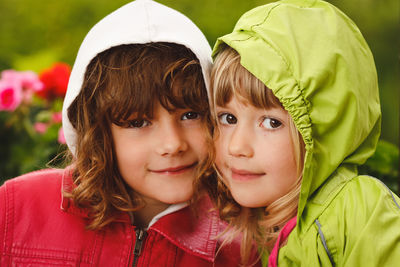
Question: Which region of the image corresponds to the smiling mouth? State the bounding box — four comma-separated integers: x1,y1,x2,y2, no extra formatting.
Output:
230,168,265,181
151,162,197,175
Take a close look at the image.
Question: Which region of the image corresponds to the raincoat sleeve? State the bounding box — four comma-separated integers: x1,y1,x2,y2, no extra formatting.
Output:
344,182,400,266
322,176,400,266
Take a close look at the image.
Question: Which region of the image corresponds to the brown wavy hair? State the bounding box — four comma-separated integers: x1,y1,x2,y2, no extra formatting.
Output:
65,42,211,229
208,46,305,265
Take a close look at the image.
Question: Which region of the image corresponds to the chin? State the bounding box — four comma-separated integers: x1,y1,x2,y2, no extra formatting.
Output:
231,191,267,208
162,191,193,204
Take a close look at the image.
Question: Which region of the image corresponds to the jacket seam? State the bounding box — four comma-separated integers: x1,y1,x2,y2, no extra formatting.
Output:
125,226,134,266
91,230,104,266
143,231,153,266
153,229,212,258
9,246,92,256
301,171,353,238
315,219,335,266
250,2,280,30
370,176,400,210
4,181,14,265
250,3,291,71
4,250,90,263
206,210,217,259
3,181,14,265
143,0,151,41
174,244,178,266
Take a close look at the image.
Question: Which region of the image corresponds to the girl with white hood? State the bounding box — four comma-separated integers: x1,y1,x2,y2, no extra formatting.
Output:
0,1,254,266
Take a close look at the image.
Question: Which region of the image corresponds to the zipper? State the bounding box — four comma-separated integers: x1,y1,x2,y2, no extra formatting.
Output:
132,228,148,267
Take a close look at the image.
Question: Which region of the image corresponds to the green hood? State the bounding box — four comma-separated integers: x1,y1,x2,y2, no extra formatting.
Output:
212,0,381,226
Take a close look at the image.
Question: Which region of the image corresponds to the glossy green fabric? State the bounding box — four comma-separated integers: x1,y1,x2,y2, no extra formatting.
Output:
213,0,400,265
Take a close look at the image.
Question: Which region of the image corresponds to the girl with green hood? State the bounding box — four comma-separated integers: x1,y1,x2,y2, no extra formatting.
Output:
209,0,400,266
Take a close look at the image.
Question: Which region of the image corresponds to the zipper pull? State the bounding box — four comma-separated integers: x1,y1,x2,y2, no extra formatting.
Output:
134,228,147,258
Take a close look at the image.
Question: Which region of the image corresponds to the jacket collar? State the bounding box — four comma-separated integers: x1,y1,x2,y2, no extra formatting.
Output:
60,170,219,262
149,195,220,262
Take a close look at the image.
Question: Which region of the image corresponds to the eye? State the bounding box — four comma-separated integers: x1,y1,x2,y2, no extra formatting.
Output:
181,111,200,120
127,119,151,128
261,117,282,129
218,113,237,125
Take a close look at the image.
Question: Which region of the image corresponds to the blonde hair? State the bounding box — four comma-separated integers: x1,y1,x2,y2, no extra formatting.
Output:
209,46,305,265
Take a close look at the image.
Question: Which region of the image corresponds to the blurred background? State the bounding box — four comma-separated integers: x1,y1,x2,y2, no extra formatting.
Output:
0,0,398,192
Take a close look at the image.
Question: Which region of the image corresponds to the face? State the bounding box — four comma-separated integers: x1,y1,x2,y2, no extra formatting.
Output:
111,102,208,208
214,96,298,208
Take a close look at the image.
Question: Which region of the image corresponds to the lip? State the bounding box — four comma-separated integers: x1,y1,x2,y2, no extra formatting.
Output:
151,162,197,175
230,168,265,181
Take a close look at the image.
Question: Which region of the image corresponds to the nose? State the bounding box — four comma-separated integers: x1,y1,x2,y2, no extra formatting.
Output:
228,125,253,158
156,122,188,156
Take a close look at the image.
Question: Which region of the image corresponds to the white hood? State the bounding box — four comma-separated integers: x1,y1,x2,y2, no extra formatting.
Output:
62,0,212,155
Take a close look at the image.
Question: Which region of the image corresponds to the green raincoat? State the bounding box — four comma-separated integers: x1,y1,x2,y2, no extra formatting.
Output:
212,0,400,266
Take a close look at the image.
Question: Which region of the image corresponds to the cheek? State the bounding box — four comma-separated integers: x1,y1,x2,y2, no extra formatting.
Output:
214,126,229,150
213,137,231,188
114,136,139,159
271,138,298,178
213,136,226,168
283,137,297,167
114,143,141,173
187,127,208,158
112,132,144,172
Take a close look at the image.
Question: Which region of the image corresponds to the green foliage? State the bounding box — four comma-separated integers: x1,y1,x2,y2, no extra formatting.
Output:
2,0,396,144
0,0,398,189
359,140,399,194
0,106,67,185
0,65,69,185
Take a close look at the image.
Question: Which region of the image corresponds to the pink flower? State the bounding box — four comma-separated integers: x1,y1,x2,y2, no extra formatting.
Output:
1,70,43,104
33,122,48,134
0,80,23,111
19,71,44,92
1,70,19,82
57,127,66,144
2,70,43,91
52,112,62,123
